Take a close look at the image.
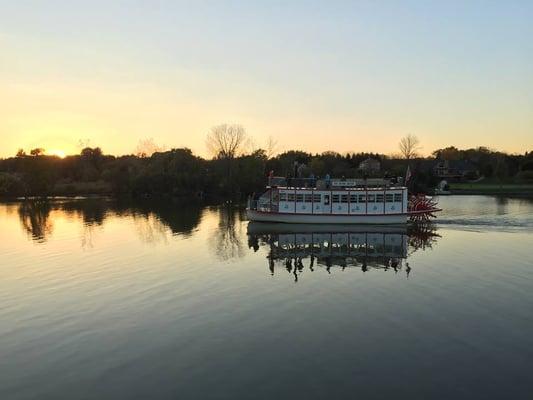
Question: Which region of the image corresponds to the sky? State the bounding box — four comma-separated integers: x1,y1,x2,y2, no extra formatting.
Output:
1,0,532,158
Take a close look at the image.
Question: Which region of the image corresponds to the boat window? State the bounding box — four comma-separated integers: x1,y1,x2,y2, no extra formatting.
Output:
376,194,384,202
304,194,313,202
385,194,394,202
296,194,304,202
313,194,321,202
394,193,402,202
341,194,349,203
288,193,295,201
358,195,366,202
324,195,330,205
367,194,375,203
350,194,358,203
332,194,340,203
279,193,287,201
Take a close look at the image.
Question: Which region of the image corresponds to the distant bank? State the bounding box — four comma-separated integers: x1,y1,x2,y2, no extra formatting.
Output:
449,183,533,196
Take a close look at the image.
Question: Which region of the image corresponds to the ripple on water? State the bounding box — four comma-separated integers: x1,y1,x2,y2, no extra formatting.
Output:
1,197,533,400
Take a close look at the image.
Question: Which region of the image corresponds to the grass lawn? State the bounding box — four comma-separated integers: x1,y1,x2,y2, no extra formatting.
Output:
449,182,533,192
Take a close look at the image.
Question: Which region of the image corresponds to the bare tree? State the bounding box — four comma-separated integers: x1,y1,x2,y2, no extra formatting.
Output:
266,135,279,159
206,124,247,159
246,136,259,155
135,138,164,158
78,138,91,149
399,134,421,159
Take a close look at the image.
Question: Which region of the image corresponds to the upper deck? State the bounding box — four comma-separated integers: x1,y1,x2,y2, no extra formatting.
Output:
267,176,404,191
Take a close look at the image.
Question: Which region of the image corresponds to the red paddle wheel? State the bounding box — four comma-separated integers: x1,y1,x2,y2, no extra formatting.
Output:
408,194,441,221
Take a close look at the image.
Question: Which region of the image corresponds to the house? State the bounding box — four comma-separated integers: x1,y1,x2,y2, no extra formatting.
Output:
358,158,381,173
433,160,478,180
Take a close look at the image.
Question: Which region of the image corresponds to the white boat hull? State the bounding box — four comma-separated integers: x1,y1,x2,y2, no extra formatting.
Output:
247,222,408,234
246,209,408,224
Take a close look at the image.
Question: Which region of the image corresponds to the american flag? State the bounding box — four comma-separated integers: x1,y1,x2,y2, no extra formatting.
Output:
405,166,412,184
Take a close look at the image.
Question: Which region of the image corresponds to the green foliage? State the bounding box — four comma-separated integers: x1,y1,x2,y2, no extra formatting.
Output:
517,171,533,182
521,160,533,171
0,173,26,196
1,145,532,198
130,148,214,198
494,157,509,182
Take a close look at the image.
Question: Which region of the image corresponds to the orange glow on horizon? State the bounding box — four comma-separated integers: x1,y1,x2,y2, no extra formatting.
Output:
46,149,67,158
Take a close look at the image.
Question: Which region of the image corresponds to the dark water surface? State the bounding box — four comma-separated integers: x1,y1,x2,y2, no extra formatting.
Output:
1,196,532,399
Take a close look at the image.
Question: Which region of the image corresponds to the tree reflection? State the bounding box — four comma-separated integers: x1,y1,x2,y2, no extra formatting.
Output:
18,201,53,242
248,223,440,281
139,202,203,237
61,199,108,226
16,198,204,246
407,223,441,253
210,206,247,261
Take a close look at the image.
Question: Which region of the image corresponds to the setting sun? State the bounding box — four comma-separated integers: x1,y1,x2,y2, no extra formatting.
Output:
47,149,66,158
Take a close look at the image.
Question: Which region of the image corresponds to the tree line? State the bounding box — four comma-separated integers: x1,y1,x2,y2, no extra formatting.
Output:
1,125,532,199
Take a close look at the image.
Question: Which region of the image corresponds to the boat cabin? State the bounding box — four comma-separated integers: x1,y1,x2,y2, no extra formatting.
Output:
252,177,408,216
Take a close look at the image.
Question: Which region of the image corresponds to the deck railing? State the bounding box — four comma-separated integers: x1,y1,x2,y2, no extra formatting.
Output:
268,176,398,189
268,177,317,188
247,198,273,212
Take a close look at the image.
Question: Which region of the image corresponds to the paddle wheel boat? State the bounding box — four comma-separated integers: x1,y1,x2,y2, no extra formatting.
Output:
246,177,441,224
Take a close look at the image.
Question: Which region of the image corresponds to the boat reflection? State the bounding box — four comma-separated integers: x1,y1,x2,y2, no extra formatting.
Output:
247,222,440,281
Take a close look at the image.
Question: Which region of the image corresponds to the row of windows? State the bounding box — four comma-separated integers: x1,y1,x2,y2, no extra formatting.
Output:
279,194,322,202
278,193,403,203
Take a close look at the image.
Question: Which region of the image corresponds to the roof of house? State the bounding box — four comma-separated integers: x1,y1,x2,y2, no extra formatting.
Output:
359,157,380,165
435,159,477,171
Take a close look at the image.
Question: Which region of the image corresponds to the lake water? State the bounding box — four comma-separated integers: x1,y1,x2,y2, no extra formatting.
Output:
1,196,532,399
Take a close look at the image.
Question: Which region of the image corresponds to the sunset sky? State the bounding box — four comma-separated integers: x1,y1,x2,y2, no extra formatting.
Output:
1,1,532,158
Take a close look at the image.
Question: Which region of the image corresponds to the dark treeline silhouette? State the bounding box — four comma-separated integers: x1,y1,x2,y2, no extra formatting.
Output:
1,144,533,199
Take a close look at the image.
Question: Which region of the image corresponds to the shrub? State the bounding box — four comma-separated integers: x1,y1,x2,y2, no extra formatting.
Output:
0,173,26,197
516,171,533,182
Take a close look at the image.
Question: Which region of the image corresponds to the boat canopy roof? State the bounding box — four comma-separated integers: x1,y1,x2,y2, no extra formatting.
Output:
268,176,405,190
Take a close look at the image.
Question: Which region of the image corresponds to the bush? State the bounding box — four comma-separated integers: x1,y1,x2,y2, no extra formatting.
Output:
517,171,533,182
521,161,533,171
0,173,26,197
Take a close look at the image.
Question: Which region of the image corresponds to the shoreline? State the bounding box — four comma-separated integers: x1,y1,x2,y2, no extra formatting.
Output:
449,190,533,196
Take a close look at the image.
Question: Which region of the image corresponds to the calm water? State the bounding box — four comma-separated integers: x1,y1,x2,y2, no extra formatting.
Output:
1,196,533,399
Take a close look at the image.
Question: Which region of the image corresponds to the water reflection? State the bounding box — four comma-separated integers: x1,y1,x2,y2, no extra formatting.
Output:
2,197,533,399
210,206,247,261
127,200,203,237
15,198,203,243
14,199,441,275
248,222,440,282
18,201,53,243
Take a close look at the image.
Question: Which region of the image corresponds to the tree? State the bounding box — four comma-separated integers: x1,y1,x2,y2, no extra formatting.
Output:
79,147,104,181
80,147,103,158
309,158,326,176
399,134,421,159
432,146,460,160
266,136,279,159
206,124,247,159
494,157,509,185
16,149,26,157
30,148,45,156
